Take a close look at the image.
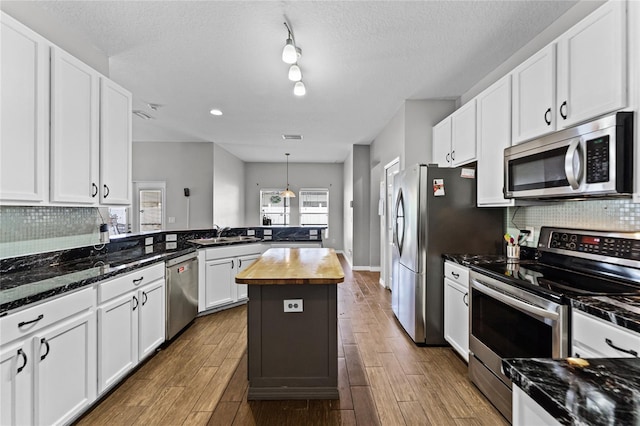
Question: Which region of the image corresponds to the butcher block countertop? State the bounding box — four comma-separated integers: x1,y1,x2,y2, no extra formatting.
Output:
235,248,344,285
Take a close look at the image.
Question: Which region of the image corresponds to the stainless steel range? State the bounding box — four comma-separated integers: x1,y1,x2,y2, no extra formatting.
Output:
468,227,640,421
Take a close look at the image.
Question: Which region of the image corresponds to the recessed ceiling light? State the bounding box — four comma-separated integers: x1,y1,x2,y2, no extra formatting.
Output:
282,134,303,140
209,109,223,116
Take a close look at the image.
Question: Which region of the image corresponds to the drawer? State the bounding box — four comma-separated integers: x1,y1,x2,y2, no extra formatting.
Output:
444,261,469,288
572,310,640,358
98,263,165,304
1,286,96,345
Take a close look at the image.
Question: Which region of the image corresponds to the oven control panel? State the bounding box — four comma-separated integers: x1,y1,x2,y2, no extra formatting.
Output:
547,231,640,260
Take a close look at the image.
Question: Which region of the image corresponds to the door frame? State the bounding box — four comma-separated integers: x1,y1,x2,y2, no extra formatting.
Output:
132,181,166,233
381,157,400,289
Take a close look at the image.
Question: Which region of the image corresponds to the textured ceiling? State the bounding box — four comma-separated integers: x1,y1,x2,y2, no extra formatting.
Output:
31,0,577,163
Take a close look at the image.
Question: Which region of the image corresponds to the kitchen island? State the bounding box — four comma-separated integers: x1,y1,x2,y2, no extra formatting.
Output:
235,248,344,400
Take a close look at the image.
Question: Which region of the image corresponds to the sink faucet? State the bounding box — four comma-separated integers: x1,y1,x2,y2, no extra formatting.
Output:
218,226,231,237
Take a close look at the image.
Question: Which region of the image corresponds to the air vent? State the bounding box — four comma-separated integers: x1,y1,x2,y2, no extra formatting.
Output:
133,110,154,120
282,134,303,140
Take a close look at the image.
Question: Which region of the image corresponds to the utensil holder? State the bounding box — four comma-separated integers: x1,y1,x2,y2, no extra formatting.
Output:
507,245,520,262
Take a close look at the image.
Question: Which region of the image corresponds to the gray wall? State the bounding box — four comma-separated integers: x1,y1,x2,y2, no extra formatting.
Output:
352,145,371,268
133,142,214,230
343,150,354,263
244,162,344,250
214,144,245,227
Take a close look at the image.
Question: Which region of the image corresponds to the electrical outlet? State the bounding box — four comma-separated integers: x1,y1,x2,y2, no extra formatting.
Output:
525,226,535,242
283,299,303,313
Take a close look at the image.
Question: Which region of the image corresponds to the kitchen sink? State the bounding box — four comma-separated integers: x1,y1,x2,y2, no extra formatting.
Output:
188,236,262,246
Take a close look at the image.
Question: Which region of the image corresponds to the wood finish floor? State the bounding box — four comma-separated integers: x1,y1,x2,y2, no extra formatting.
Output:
76,256,508,425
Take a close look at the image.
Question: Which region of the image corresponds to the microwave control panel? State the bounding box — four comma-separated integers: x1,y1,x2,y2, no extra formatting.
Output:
547,231,640,260
585,135,610,184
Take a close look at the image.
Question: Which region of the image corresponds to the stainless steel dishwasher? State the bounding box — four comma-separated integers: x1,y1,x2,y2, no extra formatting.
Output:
165,252,198,340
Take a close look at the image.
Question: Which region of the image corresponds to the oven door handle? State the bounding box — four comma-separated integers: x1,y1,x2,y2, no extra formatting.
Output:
471,279,559,321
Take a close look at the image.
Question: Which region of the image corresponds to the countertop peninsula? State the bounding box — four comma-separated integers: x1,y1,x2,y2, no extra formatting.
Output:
235,247,344,285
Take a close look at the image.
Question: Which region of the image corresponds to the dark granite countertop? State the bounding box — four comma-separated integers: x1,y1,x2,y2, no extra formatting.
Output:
571,296,640,335
503,357,640,425
0,243,196,316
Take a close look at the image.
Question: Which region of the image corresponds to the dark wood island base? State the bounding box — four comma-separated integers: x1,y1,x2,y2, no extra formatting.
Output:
235,248,344,401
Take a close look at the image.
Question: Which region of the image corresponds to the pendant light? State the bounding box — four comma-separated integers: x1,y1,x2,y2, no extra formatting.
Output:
282,23,301,64
281,153,296,198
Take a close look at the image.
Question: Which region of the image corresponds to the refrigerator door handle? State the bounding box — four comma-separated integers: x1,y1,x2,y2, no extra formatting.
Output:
394,189,405,255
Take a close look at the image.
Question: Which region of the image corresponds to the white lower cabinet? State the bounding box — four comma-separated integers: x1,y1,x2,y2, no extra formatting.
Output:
512,385,560,426
443,261,470,362
0,286,96,426
572,310,640,358
97,263,165,394
199,244,266,313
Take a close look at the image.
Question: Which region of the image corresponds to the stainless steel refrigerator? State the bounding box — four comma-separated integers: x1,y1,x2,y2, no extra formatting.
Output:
391,164,502,345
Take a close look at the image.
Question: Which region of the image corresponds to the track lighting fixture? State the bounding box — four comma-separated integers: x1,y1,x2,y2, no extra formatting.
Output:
282,22,306,96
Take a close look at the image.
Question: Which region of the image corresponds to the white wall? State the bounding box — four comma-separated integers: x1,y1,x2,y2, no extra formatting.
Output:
133,142,214,230
214,144,245,227
1,2,109,75
244,162,344,250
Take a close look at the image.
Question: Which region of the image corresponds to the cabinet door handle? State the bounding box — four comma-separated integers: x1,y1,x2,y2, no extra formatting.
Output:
239,259,242,269
142,291,148,306
451,271,460,279
559,101,568,120
446,153,450,163
133,277,144,285
133,295,139,311
92,183,98,197
16,349,27,374
231,260,234,269
544,108,552,125
18,314,44,328
605,338,638,357
463,292,469,307
40,338,50,361
103,184,110,198
451,150,455,161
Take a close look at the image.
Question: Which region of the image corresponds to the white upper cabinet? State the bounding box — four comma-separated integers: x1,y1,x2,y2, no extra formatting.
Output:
477,75,514,207
432,101,476,168
0,13,49,204
100,79,132,205
556,0,626,128
50,48,100,205
450,99,477,166
432,117,452,167
511,44,556,144
512,1,627,145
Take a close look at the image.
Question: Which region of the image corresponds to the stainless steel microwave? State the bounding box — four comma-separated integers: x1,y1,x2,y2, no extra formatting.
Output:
504,112,634,199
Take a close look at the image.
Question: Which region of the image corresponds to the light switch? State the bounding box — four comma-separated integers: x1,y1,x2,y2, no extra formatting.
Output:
166,234,177,242
247,229,255,236
145,237,153,246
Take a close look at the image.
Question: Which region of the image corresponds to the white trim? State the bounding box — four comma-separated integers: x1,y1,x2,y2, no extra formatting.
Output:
370,266,381,272
352,266,369,271
379,278,386,288
384,157,401,170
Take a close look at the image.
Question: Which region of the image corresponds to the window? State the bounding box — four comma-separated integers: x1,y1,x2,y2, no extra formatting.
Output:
260,189,290,225
299,189,329,232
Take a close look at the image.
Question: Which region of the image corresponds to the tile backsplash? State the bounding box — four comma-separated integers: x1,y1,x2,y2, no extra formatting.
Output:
506,198,640,247
0,206,102,259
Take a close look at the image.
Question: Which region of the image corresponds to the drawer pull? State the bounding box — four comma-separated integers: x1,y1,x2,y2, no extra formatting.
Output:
17,349,27,373
18,314,44,328
605,338,638,357
40,338,50,361
133,277,144,285
451,271,460,279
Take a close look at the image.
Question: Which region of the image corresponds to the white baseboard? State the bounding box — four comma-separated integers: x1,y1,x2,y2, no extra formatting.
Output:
370,266,381,272
351,266,369,271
